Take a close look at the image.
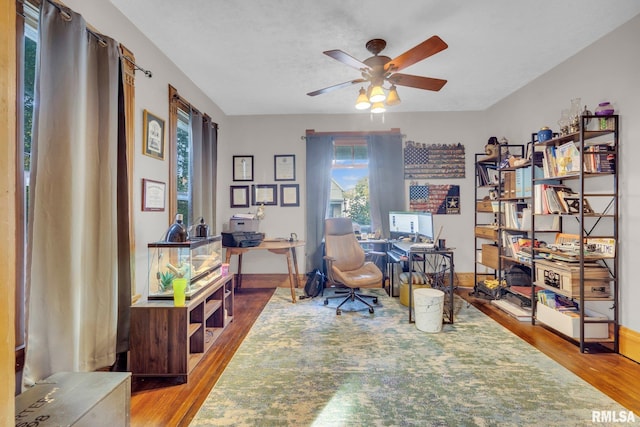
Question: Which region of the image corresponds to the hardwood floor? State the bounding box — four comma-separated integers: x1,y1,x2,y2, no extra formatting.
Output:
129,285,640,426
129,287,276,427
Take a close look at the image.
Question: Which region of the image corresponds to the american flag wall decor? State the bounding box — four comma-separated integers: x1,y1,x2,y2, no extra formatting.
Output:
404,141,466,179
410,184,460,214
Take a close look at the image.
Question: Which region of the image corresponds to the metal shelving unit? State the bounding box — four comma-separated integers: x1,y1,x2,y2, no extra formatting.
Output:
530,115,619,353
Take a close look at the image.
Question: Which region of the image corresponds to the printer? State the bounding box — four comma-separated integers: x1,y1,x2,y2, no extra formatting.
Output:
223,214,263,247
229,217,260,233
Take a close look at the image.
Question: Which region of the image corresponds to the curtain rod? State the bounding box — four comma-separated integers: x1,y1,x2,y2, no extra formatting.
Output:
27,0,154,78
301,128,403,140
171,93,220,129
121,55,152,78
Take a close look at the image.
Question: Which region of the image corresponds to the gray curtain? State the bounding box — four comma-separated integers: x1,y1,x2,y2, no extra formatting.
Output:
23,1,123,388
190,110,203,226
305,135,333,271
368,133,405,238
191,112,217,231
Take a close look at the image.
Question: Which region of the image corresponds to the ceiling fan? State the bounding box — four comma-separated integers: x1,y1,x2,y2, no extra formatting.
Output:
307,36,448,109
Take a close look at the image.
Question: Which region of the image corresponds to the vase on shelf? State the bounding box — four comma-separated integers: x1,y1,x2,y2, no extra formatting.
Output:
595,102,615,130
569,97,581,133
558,109,570,136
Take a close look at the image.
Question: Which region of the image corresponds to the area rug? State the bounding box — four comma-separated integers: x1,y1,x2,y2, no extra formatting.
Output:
191,288,629,426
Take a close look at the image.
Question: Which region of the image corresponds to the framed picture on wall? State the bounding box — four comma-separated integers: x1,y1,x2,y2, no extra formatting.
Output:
252,184,277,206
230,185,250,208
142,110,165,160
142,178,166,211
280,184,299,207
233,155,254,181
274,154,296,181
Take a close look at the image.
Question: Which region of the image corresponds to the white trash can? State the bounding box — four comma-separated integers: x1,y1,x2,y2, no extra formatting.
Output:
413,288,445,333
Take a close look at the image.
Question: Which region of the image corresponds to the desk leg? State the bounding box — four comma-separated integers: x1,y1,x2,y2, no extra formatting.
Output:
236,253,244,290
448,254,455,324
285,250,297,303
291,247,300,288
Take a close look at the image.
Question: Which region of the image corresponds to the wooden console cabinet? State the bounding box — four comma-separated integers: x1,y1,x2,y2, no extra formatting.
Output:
130,274,234,381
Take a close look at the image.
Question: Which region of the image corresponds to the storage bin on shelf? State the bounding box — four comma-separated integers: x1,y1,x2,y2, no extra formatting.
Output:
475,225,499,241
533,259,611,298
481,244,500,269
536,303,609,339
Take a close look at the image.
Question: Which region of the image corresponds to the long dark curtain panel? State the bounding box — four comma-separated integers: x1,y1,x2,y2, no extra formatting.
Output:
368,133,405,238
191,112,217,230
23,1,126,388
305,135,333,272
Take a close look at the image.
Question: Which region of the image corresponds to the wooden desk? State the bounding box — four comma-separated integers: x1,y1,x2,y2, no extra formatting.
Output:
224,240,305,303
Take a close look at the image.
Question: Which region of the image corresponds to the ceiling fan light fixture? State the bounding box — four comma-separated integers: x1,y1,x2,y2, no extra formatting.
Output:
355,87,371,110
386,85,401,106
369,85,386,103
371,102,386,114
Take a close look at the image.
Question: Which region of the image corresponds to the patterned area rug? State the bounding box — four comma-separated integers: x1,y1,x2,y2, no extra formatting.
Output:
192,288,628,426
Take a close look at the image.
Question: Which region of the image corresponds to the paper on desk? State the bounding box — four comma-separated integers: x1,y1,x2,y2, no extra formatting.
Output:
232,213,256,219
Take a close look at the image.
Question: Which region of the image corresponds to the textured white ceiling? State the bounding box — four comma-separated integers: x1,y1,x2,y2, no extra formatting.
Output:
110,0,640,116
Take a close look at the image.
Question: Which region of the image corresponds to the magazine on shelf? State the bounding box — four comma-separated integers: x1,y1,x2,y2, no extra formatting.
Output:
554,141,581,176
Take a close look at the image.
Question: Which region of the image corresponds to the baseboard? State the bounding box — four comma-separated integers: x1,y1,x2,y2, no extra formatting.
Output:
620,326,640,363
235,273,302,288
455,272,476,289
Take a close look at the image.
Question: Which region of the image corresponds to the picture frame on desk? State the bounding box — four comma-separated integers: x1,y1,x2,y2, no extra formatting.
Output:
230,185,250,208
280,184,299,207
252,184,277,206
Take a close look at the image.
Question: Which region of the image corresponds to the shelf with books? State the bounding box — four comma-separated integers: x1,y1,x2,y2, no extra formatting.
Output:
473,145,526,300
530,115,619,354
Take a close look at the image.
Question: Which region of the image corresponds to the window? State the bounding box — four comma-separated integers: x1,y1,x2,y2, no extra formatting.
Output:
176,107,192,225
169,85,217,231
15,0,39,367
329,138,371,233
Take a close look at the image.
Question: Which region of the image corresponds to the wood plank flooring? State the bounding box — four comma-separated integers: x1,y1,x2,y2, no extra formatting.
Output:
129,285,640,426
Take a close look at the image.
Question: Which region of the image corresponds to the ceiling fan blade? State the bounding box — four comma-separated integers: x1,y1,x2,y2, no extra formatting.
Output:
307,79,366,96
385,35,448,73
323,49,370,71
387,73,447,91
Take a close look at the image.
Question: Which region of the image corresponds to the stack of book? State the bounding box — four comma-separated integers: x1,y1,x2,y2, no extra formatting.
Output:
583,143,615,173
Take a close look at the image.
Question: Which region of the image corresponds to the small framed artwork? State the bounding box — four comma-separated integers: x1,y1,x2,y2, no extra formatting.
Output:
252,184,277,206
280,184,300,207
143,110,165,160
142,178,166,211
233,155,254,181
274,154,296,181
230,185,250,208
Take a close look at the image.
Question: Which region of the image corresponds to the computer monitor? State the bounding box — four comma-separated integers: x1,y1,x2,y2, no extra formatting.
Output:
388,211,434,241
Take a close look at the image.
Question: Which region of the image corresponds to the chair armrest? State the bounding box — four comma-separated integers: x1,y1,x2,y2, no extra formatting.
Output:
365,251,386,263
323,255,337,284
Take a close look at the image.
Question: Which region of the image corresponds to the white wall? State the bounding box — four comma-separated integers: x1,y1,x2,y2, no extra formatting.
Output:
60,1,639,331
